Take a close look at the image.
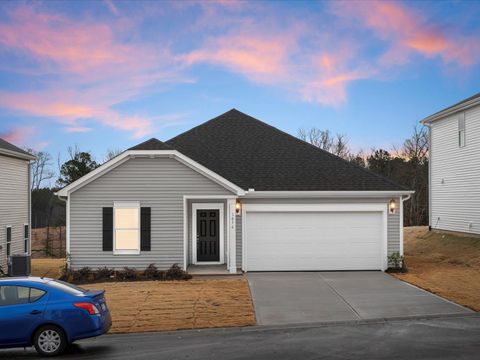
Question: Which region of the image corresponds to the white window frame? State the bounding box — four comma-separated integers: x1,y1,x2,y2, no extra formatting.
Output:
458,113,466,148
113,202,141,255
5,226,12,258
24,224,29,254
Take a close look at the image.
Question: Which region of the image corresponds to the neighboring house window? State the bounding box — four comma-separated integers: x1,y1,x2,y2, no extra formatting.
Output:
6,226,11,257
24,224,29,254
458,113,466,147
114,202,140,254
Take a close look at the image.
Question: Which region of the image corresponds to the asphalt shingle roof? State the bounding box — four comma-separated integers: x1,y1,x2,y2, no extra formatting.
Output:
0,138,34,159
130,109,407,191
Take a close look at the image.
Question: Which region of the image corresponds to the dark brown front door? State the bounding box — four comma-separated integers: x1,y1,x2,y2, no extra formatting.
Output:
196,209,220,262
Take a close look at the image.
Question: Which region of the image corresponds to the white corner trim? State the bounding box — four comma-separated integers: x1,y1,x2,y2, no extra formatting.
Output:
242,190,414,199
183,197,188,271
56,150,245,197
191,203,225,265
227,198,236,273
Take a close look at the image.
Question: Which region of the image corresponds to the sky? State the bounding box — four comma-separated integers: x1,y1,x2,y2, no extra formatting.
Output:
0,0,479,166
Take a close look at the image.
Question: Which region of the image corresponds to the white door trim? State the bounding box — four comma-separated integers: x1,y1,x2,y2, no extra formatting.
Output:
192,203,225,265
242,203,388,272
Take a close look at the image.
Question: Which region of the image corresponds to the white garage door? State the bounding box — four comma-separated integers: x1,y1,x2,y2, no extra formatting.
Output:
245,209,384,271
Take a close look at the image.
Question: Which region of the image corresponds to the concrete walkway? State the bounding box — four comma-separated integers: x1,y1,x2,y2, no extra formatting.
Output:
247,272,473,325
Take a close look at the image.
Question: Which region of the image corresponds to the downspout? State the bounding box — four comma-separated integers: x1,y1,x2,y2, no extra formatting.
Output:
426,122,432,231
399,194,412,257
56,193,70,268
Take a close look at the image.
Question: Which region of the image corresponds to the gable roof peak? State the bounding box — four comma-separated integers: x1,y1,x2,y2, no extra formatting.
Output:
128,137,174,151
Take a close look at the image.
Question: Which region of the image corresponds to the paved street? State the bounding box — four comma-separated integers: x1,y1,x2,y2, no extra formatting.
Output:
1,315,479,359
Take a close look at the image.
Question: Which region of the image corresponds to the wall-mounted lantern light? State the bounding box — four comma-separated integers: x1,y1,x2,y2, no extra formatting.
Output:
389,199,396,214
235,199,241,214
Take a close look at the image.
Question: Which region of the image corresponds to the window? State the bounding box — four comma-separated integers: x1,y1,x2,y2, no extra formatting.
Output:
0,286,46,306
6,226,11,257
114,202,140,254
49,280,86,296
458,113,466,147
24,224,29,254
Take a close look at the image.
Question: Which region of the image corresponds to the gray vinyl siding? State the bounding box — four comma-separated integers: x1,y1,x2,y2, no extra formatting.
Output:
0,155,30,271
235,197,402,269
430,104,480,234
69,157,234,270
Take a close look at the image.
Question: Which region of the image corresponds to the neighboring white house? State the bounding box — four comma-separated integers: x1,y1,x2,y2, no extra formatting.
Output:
0,138,35,274
421,92,480,234
58,109,413,273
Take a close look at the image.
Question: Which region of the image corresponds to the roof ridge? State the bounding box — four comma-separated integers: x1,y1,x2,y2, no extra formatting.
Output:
207,111,409,191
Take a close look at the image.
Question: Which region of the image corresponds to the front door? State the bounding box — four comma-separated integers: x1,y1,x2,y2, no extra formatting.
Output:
196,209,220,262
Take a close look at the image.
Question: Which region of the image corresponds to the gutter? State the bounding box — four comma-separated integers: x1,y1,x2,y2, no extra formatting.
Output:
242,190,415,199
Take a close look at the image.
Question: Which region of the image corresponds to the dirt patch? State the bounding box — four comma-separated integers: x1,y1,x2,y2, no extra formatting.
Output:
31,258,65,278
392,226,480,311
83,279,256,333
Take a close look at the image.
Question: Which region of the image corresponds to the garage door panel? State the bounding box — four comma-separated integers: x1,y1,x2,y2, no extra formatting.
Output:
245,211,383,271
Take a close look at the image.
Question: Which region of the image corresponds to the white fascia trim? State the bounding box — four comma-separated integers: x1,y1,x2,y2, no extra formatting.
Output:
0,148,36,161
57,150,245,197
242,190,414,199
420,96,480,124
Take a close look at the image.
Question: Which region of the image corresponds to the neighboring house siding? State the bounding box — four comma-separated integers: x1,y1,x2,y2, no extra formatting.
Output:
238,197,401,266
69,157,234,270
0,155,29,271
430,104,480,234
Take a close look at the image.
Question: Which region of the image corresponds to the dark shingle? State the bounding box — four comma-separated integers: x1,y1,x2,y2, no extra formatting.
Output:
0,138,34,159
163,109,407,191
128,138,174,151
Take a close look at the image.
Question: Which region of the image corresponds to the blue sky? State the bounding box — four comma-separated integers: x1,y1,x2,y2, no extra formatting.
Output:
0,0,479,164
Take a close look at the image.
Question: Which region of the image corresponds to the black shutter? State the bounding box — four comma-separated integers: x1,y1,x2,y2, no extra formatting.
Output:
102,207,113,251
141,207,151,251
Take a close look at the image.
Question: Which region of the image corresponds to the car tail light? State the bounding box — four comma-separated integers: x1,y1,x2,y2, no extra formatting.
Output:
74,302,100,315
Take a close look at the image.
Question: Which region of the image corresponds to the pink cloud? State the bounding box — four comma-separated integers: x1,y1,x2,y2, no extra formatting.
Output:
64,126,93,133
103,0,120,16
0,126,35,145
332,1,479,66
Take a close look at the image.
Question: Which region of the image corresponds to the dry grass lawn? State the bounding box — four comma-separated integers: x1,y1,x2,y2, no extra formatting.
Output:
393,226,480,311
31,258,65,278
83,279,256,333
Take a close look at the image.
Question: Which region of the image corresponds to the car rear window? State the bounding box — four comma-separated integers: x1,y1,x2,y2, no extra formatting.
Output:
48,280,87,295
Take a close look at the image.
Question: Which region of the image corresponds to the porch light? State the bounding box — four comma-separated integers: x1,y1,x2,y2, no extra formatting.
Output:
389,199,396,214
235,199,241,214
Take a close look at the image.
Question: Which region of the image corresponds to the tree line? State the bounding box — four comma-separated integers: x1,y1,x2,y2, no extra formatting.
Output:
298,126,428,226
29,126,428,229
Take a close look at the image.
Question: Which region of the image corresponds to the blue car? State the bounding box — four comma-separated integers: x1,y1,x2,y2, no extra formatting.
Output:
0,277,112,356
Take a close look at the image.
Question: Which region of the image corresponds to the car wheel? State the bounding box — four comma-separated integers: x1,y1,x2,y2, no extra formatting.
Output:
33,325,67,357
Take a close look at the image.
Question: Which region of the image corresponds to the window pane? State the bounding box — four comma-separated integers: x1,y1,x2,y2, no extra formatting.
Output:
6,243,11,257
49,280,86,295
30,288,46,302
0,286,29,306
115,229,139,250
115,208,139,229
24,225,29,239
25,239,28,253
459,130,465,147
6,227,11,242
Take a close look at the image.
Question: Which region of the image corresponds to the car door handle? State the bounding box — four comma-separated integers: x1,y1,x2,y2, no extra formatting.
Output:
30,310,42,315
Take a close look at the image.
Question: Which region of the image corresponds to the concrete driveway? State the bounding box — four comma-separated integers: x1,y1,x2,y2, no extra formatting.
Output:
247,272,473,325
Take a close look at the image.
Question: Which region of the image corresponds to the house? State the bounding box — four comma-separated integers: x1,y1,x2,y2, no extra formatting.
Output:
0,138,35,274
57,109,412,273
421,93,480,235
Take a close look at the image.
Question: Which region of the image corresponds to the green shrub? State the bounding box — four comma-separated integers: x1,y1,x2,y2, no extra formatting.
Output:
95,266,115,281
166,263,192,281
388,251,405,271
117,267,137,281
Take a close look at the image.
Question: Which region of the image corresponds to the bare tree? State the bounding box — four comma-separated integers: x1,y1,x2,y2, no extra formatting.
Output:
402,125,428,163
26,148,55,190
103,148,123,163
298,127,351,160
